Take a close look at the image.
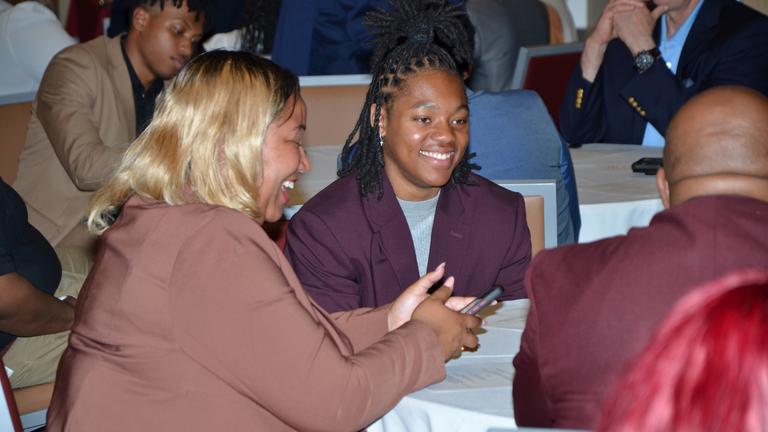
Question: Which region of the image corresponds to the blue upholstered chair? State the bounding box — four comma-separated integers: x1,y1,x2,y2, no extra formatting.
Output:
467,88,580,244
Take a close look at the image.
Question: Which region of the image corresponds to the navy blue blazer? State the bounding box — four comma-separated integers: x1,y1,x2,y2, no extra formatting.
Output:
284,172,531,313
271,0,388,75
559,0,768,145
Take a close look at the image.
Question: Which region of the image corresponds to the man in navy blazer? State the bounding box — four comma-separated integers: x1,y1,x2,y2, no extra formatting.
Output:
514,86,768,429
559,0,768,146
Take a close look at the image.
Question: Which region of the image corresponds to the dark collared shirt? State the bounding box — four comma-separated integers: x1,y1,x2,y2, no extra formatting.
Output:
120,37,164,137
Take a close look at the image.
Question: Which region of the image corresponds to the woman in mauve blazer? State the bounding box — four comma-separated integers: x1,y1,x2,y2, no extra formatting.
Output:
284,1,531,313
47,51,480,432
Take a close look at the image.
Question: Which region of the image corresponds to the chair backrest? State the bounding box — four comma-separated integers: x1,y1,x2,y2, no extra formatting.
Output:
539,0,578,43
522,195,545,257
544,4,565,44
12,382,55,416
299,75,370,148
511,42,584,127
12,381,55,431
0,361,23,432
0,92,35,184
496,180,558,251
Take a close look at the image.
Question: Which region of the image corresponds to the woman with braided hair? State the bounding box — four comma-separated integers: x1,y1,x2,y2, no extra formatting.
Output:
285,0,532,313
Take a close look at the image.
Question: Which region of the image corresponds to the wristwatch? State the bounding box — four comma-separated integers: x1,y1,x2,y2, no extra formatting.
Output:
633,47,661,74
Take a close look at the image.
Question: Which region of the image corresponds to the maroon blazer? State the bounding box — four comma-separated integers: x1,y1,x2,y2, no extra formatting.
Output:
513,195,768,430
47,197,445,431
284,172,531,313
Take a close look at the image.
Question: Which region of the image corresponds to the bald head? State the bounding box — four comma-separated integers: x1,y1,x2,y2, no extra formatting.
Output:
659,86,768,206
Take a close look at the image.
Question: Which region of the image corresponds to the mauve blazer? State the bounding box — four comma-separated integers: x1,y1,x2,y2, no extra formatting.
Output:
47,197,444,432
513,195,768,430
284,172,531,313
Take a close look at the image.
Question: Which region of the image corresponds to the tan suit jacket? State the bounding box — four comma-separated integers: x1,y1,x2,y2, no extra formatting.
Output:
47,197,445,431
13,35,134,249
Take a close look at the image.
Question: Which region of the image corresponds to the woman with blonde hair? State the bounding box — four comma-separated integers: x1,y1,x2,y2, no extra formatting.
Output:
47,50,480,431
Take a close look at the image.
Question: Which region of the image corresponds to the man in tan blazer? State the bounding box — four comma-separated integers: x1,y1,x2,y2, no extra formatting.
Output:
13,0,205,251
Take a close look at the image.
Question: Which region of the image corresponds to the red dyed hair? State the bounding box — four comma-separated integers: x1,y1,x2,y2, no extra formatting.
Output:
598,269,768,432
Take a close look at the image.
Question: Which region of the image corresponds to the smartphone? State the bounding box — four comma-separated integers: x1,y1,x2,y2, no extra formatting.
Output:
631,157,663,175
460,286,503,315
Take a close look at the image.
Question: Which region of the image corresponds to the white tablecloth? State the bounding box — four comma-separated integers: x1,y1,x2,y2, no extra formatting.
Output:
571,144,664,242
369,300,529,432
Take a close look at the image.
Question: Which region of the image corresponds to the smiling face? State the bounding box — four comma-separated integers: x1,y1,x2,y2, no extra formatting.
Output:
379,68,469,201
128,1,205,86
257,95,309,223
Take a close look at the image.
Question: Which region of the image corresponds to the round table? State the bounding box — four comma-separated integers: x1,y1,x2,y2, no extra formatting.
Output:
369,300,528,432
571,144,664,243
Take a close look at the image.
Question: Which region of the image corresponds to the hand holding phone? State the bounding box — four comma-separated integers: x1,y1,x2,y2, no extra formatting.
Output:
460,285,503,315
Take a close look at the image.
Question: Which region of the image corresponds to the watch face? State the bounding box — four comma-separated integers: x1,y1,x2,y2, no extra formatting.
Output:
634,51,655,72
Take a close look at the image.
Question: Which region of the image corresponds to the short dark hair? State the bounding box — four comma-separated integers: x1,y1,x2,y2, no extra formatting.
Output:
339,0,477,199
127,0,208,29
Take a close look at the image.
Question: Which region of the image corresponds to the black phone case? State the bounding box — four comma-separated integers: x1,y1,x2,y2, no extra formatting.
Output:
631,157,663,175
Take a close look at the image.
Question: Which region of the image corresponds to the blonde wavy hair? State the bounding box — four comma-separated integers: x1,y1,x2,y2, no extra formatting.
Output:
87,50,299,234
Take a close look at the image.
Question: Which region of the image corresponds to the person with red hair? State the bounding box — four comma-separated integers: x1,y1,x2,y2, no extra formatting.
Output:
598,269,768,432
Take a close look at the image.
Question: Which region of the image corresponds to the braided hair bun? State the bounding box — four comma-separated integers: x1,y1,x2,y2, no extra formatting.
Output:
340,0,476,198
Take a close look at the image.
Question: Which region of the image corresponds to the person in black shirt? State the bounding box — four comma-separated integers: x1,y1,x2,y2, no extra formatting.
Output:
0,177,76,387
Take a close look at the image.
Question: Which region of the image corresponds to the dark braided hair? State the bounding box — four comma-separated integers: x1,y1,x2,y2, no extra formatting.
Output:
338,0,478,199
239,0,282,55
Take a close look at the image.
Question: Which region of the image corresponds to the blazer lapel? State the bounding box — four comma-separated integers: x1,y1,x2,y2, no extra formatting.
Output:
427,182,470,283
677,0,721,80
105,36,136,139
362,174,420,295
